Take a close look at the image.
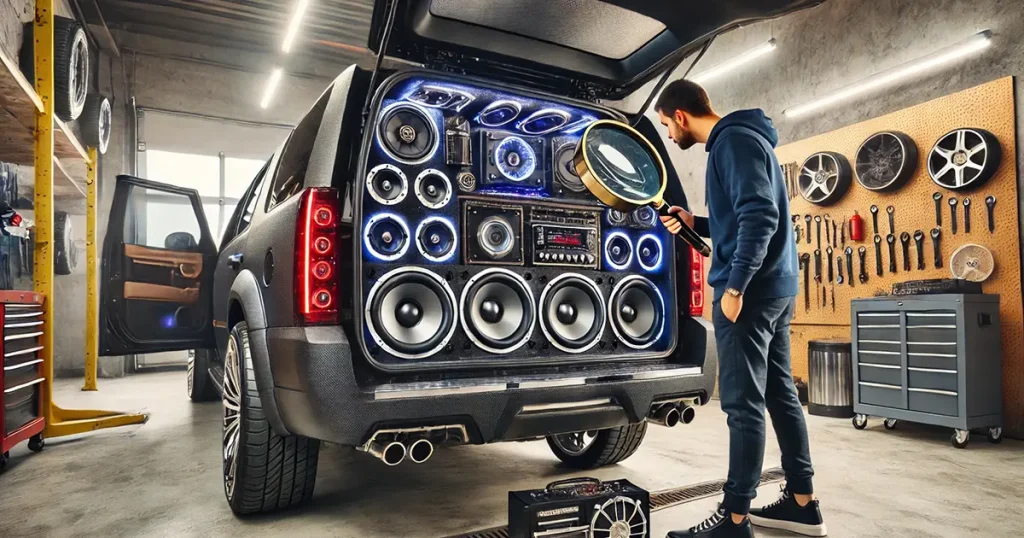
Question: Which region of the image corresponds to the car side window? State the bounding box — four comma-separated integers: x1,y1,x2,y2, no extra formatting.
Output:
222,161,269,247
266,93,329,211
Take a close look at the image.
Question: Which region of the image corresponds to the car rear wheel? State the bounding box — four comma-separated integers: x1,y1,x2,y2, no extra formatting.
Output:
546,422,647,469
187,349,218,402
223,322,319,515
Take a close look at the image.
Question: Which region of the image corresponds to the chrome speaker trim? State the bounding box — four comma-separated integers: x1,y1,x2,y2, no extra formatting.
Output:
608,275,665,350
365,267,458,360
414,168,453,209
366,164,409,206
459,268,536,355
477,216,516,259
415,216,458,263
604,231,633,271
376,102,440,165
539,273,606,354
364,212,411,261
477,99,522,127
636,234,663,272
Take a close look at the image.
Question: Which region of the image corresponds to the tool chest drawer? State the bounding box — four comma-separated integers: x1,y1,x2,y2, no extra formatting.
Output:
4,383,40,435
1,298,46,446
850,294,1002,434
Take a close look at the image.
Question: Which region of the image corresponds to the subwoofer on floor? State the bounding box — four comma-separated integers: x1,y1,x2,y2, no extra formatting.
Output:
365,267,457,360
539,273,606,354
608,275,665,350
460,268,536,354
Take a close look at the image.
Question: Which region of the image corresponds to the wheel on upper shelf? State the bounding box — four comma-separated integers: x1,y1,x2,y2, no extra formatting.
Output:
852,414,868,430
883,418,898,430
987,427,1003,444
951,429,970,449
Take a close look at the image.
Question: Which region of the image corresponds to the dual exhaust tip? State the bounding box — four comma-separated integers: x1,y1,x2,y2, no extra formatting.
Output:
374,438,434,466
647,402,696,428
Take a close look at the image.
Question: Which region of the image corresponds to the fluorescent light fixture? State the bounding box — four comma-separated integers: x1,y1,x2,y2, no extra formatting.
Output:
281,0,310,53
261,68,284,109
691,39,777,84
785,30,992,118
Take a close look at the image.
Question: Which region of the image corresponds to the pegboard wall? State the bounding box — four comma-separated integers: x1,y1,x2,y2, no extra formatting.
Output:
767,77,1021,433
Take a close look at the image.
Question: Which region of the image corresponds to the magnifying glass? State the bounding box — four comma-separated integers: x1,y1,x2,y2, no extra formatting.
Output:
572,120,712,257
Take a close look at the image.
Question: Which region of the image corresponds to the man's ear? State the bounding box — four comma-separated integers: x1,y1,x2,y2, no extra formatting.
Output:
674,110,687,127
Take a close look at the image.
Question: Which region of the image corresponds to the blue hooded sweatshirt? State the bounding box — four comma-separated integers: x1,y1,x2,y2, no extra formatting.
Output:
691,109,799,302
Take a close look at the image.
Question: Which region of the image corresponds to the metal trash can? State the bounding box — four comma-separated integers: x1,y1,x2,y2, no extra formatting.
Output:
807,339,853,418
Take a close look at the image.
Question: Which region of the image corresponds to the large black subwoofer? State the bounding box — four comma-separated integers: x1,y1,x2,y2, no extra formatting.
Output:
460,268,536,354
539,273,606,354
365,267,457,359
608,276,665,350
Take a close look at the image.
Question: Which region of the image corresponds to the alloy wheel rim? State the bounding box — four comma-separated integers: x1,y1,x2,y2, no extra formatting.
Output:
222,338,242,500
553,431,598,456
186,352,195,398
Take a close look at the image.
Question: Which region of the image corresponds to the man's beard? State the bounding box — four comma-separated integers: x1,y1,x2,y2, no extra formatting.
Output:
675,130,697,150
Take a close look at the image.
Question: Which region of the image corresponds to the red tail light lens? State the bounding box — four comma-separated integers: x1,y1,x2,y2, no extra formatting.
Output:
297,188,340,325
689,246,705,317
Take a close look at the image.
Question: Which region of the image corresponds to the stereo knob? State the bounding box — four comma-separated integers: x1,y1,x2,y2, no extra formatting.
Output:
558,253,566,262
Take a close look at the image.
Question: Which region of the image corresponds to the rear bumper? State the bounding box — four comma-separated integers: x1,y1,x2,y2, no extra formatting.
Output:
254,318,717,446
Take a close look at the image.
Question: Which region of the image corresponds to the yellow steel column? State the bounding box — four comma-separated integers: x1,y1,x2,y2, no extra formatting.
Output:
33,0,56,428
83,147,98,391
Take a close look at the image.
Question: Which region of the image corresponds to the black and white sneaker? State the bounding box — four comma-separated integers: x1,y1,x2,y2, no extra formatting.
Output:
666,505,755,538
748,487,827,536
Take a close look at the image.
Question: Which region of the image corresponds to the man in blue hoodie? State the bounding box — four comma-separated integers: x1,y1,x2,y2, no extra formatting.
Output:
657,80,825,538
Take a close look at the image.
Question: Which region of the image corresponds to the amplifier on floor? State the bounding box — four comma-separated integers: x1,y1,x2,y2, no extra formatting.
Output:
508,477,649,538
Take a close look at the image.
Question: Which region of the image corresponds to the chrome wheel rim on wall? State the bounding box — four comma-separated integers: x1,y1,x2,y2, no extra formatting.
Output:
222,338,242,500
927,128,1001,190
798,152,851,205
551,431,598,456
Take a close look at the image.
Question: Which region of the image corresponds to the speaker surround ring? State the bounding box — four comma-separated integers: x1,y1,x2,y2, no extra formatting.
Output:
364,212,410,261
414,169,453,209
366,164,409,206
459,268,536,354
608,275,665,350
415,216,458,262
604,231,633,271
365,267,458,360
636,234,663,272
377,102,439,165
539,273,606,354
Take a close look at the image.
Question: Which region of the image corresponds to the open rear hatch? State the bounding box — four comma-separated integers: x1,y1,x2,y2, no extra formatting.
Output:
368,0,824,100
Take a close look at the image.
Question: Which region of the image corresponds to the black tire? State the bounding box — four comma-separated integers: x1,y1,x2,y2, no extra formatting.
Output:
951,430,970,449
223,322,319,515
852,414,868,430
187,349,219,402
883,418,898,430
54,211,72,275
855,131,918,192
79,94,112,154
987,427,1002,444
21,18,89,120
28,434,45,452
546,422,647,469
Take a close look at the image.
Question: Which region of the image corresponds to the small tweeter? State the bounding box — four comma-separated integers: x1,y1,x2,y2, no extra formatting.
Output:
366,164,409,205
414,169,453,209
636,234,663,271
416,217,458,262
604,232,633,270
364,213,410,262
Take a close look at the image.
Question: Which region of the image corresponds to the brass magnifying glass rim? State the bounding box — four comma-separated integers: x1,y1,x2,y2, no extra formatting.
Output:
572,119,669,211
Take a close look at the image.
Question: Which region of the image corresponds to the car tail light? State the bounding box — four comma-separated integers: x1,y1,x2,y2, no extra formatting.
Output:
296,188,340,325
689,246,705,317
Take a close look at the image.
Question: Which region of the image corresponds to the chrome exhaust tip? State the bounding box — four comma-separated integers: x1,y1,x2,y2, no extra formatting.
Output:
366,440,407,466
647,404,681,427
679,405,696,425
408,438,434,464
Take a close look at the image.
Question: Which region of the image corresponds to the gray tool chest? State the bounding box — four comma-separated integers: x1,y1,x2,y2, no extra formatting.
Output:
850,294,1003,448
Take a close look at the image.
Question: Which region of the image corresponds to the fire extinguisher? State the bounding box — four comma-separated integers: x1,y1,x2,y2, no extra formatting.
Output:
849,211,865,241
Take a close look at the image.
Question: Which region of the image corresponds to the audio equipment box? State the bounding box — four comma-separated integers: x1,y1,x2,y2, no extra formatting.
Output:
509,478,650,538
531,207,600,269
464,201,601,269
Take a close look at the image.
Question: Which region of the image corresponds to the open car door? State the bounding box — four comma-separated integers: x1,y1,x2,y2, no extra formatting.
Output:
99,175,218,356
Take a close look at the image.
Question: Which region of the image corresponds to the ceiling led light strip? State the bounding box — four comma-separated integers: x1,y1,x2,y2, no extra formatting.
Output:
785,31,992,118
691,38,777,84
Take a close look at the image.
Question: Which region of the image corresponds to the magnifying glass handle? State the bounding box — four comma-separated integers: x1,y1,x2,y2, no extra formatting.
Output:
658,204,712,258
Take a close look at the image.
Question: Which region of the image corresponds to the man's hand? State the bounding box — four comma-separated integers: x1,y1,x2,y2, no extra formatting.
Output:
660,206,694,235
720,293,743,323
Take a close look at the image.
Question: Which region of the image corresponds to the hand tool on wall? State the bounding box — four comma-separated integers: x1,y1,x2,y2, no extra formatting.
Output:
949,196,958,234
873,235,883,276
886,234,897,273
826,247,834,283
886,205,895,235
815,215,822,250
795,225,802,243
823,284,827,308
832,220,838,247
837,255,845,285
933,192,943,227
858,246,868,283
824,214,832,245
841,219,847,248
844,246,854,287
800,253,810,312
900,232,911,271
849,211,864,242
963,197,971,233
805,215,812,243
914,230,925,270
830,287,835,312
870,205,879,234
985,195,996,233
813,248,822,287
931,228,943,268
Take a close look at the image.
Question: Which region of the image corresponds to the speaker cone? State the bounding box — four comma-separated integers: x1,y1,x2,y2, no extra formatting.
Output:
414,169,452,209
604,232,633,270
364,213,410,261
636,234,662,271
539,274,606,354
460,268,535,354
416,217,457,262
365,267,457,359
378,104,438,164
554,142,586,193
366,164,408,205
609,276,664,350
477,216,516,259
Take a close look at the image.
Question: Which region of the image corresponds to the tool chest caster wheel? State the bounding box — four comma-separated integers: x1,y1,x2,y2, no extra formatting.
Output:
28,434,45,452
987,427,1003,444
883,418,898,430
1,451,8,470
852,414,868,430
951,429,970,449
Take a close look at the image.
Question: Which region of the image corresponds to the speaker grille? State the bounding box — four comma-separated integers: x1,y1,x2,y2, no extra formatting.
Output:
609,275,665,350
365,267,457,360
378,103,438,164
539,273,606,354
460,268,536,354
366,164,409,205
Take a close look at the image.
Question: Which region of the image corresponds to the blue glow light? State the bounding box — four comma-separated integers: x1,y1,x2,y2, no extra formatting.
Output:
476,100,522,127
603,231,633,271
516,108,571,135
363,212,411,262
494,136,537,182
161,314,176,329
636,234,664,272
415,216,458,263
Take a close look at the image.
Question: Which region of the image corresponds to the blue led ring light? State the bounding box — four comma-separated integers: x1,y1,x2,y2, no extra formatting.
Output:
415,216,458,262
603,231,634,271
494,136,537,182
636,234,663,272
364,212,411,262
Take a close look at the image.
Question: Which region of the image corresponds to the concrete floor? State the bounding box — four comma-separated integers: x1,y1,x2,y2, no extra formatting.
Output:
1,372,1021,537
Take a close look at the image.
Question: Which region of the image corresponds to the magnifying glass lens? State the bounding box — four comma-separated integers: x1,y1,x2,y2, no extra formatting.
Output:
584,127,662,202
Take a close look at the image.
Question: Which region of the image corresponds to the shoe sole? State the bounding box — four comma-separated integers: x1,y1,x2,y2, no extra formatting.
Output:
748,514,827,537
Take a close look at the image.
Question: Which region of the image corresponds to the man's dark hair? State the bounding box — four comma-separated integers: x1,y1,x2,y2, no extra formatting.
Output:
655,79,714,118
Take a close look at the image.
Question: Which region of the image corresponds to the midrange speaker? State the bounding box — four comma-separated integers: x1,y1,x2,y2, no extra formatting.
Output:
378,103,438,164
414,169,452,209
365,267,457,359
416,217,457,262
608,276,665,350
540,273,606,354
366,164,408,205
604,232,633,270
364,213,410,261
460,268,536,354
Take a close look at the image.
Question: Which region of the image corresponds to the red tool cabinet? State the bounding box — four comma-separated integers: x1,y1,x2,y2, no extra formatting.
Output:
1,291,46,468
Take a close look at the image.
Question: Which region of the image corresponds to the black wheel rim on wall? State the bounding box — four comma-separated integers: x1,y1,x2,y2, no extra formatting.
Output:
855,131,918,192
797,151,852,206
927,128,1002,190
